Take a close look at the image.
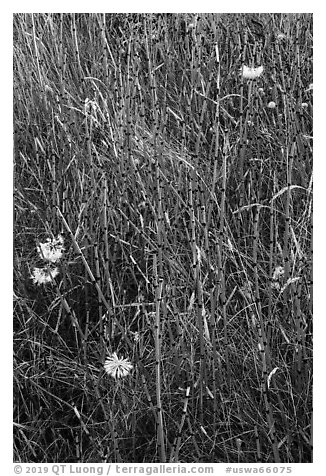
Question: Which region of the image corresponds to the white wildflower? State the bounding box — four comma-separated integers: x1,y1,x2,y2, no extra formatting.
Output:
84,98,97,114
276,33,286,42
242,65,264,80
272,266,285,281
31,267,59,285
104,353,133,379
44,84,53,93
133,157,140,167
271,266,284,290
133,332,140,343
37,235,65,263
301,102,308,108
267,101,276,109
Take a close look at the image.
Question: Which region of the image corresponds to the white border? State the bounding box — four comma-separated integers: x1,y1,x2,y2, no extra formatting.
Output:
4,3,323,473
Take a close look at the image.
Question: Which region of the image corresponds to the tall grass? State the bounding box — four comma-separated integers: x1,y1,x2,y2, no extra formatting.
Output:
14,13,312,463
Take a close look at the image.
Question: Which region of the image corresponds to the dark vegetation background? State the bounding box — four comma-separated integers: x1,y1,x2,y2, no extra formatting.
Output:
13,13,312,463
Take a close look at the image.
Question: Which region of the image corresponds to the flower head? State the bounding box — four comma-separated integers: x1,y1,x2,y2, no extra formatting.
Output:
242,65,264,80
31,267,59,285
84,98,97,115
37,235,64,263
271,266,285,290
272,266,285,280
276,33,286,42
104,353,133,379
267,101,276,109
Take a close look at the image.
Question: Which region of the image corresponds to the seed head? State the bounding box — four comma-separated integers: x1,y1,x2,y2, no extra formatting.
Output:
104,353,133,379
271,266,285,290
242,65,264,80
272,266,285,280
276,33,286,42
37,235,65,263
31,267,59,285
